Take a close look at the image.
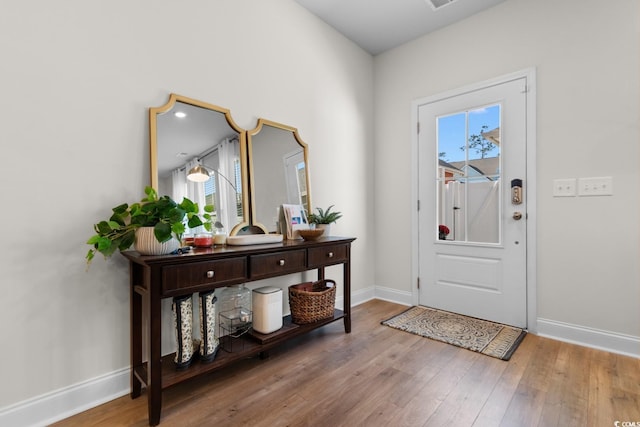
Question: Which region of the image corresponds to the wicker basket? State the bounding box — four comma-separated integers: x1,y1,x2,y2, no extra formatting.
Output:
289,279,336,324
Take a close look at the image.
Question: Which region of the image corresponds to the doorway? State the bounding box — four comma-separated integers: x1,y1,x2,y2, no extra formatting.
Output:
412,70,536,329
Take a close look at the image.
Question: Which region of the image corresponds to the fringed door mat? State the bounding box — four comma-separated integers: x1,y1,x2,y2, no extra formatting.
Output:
381,306,526,361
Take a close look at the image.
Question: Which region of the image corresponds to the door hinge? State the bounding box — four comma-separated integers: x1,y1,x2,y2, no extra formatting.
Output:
417,121,420,134
417,277,420,289
417,199,420,211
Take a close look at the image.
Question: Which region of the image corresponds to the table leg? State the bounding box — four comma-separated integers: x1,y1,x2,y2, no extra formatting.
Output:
130,264,142,399
343,253,351,333
148,280,163,425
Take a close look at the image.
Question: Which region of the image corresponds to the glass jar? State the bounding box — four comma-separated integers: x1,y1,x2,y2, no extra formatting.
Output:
219,284,251,314
194,233,213,248
218,284,252,335
182,234,195,247
214,227,227,245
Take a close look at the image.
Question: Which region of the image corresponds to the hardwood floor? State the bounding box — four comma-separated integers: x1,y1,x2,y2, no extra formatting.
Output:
53,299,640,427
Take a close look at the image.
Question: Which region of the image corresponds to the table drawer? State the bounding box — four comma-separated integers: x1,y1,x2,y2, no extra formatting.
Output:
250,250,306,279
308,244,348,268
162,257,247,295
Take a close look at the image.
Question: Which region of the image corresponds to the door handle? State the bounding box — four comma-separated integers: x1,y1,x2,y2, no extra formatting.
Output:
513,212,523,220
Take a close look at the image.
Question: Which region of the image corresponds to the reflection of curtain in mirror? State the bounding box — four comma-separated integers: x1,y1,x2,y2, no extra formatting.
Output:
169,159,207,236
215,138,240,231
171,168,187,204
202,149,221,227
186,158,207,235
199,138,239,232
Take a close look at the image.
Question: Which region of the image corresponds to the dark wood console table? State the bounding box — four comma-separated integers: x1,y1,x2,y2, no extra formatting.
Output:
122,236,355,426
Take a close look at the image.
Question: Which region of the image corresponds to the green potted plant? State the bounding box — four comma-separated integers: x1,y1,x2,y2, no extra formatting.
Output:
86,186,213,265
307,205,342,236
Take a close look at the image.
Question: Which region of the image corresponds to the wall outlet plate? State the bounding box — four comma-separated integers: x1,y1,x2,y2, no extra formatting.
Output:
553,178,576,197
578,176,613,196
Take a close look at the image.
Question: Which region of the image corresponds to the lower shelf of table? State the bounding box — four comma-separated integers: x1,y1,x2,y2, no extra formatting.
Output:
133,309,345,390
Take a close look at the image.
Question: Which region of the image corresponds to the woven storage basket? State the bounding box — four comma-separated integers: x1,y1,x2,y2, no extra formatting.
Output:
289,279,336,324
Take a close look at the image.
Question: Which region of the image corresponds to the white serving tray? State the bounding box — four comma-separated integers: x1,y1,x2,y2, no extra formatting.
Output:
225,234,284,246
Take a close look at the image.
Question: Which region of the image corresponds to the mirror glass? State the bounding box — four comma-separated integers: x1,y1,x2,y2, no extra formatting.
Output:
247,119,312,233
150,94,249,235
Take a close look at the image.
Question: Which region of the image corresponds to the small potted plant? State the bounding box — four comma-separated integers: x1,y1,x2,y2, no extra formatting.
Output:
308,205,342,236
86,186,213,265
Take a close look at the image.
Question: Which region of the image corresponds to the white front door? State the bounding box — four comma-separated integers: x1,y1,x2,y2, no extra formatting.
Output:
417,76,530,328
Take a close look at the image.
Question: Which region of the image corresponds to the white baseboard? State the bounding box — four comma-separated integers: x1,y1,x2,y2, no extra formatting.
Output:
334,285,376,309
537,318,640,359
345,285,376,307
0,367,130,427
372,285,413,307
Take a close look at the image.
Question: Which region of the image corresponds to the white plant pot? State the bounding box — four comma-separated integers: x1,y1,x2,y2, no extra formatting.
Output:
316,224,331,237
134,227,180,255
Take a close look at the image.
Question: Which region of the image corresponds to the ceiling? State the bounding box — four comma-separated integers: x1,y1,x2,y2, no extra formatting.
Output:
295,0,507,55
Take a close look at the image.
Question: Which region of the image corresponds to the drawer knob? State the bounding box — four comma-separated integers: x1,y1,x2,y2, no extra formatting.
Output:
278,259,285,266
328,252,334,258
206,270,215,278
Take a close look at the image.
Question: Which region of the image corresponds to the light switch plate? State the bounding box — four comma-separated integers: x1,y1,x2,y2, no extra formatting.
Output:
553,178,576,197
578,176,613,196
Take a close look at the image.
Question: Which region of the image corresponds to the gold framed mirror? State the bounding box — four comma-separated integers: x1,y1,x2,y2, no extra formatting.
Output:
247,119,312,234
149,94,250,235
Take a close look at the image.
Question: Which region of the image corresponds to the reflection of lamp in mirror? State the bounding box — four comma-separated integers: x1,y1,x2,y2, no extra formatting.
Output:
187,165,213,183
187,164,238,192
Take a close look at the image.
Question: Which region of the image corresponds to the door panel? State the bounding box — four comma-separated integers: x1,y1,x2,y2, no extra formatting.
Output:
418,77,528,328
436,254,502,293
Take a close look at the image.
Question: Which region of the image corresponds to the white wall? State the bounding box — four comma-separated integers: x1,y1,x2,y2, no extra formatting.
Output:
374,0,639,338
0,0,374,417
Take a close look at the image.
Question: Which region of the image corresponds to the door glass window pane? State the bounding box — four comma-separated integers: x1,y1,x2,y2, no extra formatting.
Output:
436,105,501,244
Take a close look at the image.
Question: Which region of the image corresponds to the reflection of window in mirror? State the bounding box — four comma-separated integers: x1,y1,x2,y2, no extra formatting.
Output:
436,104,501,243
283,150,307,206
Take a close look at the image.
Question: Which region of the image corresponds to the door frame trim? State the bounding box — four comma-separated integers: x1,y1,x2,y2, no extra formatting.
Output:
410,68,538,332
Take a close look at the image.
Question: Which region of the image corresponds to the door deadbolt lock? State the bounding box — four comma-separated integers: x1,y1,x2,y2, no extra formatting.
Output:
513,211,523,220
511,179,523,205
